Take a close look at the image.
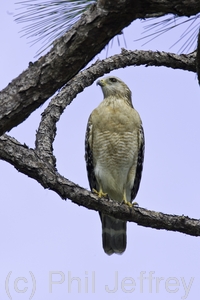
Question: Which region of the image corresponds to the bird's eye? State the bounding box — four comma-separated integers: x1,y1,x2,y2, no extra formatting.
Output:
109,77,117,83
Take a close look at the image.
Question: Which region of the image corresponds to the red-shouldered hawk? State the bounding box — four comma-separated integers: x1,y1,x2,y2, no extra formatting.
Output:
85,76,144,255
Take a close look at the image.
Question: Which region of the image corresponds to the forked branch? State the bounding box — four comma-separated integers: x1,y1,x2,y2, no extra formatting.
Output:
0,134,200,237
0,48,199,237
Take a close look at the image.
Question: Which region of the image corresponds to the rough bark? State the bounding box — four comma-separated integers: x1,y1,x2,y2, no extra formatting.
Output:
0,48,198,236
1,134,200,237
35,49,196,161
1,0,200,239
0,0,200,135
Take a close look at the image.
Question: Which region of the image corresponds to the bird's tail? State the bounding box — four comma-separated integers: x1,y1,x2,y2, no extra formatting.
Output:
100,213,127,255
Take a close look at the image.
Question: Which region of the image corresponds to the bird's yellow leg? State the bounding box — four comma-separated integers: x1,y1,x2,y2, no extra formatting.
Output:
92,187,107,198
122,192,139,207
122,192,132,207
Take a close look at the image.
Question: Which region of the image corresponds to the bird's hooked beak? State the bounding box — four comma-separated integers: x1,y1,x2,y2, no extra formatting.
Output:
97,79,105,87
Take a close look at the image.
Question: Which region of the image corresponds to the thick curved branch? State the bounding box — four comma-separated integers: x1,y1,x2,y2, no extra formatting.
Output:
0,0,200,135
0,134,200,237
35,49,196,159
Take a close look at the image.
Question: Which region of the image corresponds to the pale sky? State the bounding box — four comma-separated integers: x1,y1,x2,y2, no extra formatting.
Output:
0,2,200,299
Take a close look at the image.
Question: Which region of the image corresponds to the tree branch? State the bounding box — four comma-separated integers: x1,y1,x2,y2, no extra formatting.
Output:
0,134,200,237
0,49,197,236
0,0,199,135
35,49,196,163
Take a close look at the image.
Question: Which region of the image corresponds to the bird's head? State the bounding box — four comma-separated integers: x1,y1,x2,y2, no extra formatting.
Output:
97,76,132,105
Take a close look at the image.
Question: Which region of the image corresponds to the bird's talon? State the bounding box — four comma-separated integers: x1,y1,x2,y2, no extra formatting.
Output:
92,188,107,198
92,188,99,195
132,201,139,206
122,198,132,207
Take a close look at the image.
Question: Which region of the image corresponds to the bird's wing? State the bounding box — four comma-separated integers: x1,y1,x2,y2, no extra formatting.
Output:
85,114,97,191
131,124,145,201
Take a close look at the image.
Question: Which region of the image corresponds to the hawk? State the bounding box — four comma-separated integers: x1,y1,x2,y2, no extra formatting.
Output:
85,76,144,255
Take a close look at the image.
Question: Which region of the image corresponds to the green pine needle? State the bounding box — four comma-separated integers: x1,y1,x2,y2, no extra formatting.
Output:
15,0,96,53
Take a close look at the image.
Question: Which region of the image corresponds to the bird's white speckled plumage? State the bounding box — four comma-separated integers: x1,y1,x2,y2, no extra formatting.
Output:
91,96,141,202
85,76,144,255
